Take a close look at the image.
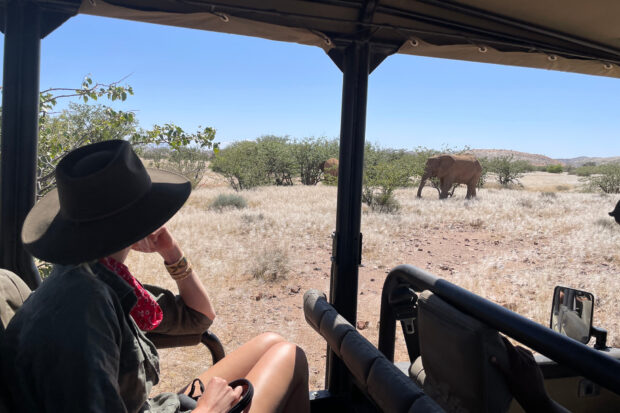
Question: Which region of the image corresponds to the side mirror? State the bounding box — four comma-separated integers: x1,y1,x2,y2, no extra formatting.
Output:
550,286,594,344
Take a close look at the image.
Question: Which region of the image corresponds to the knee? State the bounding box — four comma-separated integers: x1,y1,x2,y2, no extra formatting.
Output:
271,342,309,379
255,332,286,350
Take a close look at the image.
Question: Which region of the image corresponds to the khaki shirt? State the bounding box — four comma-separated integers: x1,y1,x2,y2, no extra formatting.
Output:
1,262,213,413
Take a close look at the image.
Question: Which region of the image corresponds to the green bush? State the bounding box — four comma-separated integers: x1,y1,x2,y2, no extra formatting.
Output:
486,155,526,186
586,163,620,194
362,187,400,213
546,164,564,173
210,141,269,190
256,135,295,185
291,137,339,185
574,165,598,177
209,194,247,210
149,146,211,188
361,144,414,213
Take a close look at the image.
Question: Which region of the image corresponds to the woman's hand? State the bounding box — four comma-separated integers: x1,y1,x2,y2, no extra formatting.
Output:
194,377,243,413
131,226,182,264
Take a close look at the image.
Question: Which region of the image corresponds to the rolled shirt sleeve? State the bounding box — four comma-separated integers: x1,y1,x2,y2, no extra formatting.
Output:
144,284,213,335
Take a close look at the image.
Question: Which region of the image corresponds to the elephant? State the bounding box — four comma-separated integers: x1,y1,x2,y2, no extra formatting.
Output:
322,158,339,178
610,199,620,225
417,154,482,199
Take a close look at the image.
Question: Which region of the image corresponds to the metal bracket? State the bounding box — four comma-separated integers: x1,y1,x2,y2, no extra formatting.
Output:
402,317,415,334
330,231,363,266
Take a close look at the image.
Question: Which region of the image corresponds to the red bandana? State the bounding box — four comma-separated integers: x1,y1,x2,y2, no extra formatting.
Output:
99,257,163,331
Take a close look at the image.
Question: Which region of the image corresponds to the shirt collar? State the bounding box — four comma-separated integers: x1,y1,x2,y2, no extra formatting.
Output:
87,262,137,314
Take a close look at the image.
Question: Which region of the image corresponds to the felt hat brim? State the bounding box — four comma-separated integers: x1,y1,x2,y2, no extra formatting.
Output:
22,169,191,265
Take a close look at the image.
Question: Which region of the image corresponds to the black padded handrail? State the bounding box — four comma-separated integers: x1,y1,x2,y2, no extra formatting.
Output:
304,289,444,412
147,330,225,364
378,265,620,395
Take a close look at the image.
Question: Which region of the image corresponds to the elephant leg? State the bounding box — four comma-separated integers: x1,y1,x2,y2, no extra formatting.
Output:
439,179,451,199
469,183,477,198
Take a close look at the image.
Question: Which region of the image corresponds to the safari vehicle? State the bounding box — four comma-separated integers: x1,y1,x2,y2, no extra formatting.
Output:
1,1,620,412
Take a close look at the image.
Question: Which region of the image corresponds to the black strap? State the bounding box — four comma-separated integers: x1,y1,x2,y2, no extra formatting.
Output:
227,379,254,413
179,377,253,413
187,378,205,401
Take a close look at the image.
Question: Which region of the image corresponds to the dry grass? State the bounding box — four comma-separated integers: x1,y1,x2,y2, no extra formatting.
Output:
126,173,620,393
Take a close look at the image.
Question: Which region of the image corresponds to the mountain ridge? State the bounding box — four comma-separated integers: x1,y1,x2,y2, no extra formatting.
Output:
467,149,620,167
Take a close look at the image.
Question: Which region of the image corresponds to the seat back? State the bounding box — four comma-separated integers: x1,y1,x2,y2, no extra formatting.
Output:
410,291,512,413
0,269,32,413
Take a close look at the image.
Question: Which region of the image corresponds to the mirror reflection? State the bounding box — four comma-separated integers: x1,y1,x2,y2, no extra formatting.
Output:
550,286,594,344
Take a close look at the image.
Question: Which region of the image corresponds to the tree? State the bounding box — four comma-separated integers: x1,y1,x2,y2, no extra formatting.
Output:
37,103,138,196
147,146,212,189
210,140,269,190
256,135,295,186
291,137,339,185
546,164,564,173
486,155,527,186
586,163,620,194
8,76,218,198
362,144,413,213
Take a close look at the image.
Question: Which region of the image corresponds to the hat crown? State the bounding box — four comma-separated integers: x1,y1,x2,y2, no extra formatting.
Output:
56,140,151,222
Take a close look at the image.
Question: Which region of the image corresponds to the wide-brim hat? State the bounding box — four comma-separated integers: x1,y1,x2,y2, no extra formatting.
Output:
22,140,191,265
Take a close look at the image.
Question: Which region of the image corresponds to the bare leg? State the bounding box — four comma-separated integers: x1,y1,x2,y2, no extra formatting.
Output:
182,332,286,390
245,342,310,413
181,333,310,412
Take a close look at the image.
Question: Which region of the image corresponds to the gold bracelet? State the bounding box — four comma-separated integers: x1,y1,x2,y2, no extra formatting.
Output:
165,255,192,280
170,267,192,281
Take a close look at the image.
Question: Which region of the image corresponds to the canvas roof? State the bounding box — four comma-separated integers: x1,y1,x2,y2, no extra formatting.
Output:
73,0,620,78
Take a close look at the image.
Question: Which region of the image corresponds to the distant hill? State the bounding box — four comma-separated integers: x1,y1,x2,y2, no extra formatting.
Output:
468,149,559,166
555,156,620,167
468,149,620,167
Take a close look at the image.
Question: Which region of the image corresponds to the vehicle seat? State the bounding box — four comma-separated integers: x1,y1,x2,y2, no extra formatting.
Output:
409,290,513,413
0,269,32,413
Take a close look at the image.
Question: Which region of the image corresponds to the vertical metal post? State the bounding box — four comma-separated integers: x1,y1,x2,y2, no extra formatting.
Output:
326,41,370,394
1,0,42,289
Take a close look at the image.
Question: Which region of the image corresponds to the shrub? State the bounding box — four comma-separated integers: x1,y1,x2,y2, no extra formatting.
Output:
291,137,339,185
362,144,412,213
256,135,295,186
251,248,290,281
150,147,211,188
209,194,247,210
540,191,557,198
586,163,620,194
362,187,400,213
486,155,526,186
574,165,597,176
210,141,269,190
546,164,564,173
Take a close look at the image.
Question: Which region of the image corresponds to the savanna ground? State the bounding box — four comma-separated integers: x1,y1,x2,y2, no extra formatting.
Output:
127,171,620,393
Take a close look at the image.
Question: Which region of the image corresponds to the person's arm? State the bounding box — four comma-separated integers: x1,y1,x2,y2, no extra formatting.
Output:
132,226,216,320
492,337,570,413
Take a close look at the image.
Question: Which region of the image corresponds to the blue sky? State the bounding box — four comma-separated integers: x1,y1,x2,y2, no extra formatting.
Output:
2,14,620,158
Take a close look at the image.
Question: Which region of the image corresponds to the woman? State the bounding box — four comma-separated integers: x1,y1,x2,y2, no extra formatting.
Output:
2,140,309,413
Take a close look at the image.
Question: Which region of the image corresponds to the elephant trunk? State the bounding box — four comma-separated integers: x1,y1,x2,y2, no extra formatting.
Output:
417,173,430,198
